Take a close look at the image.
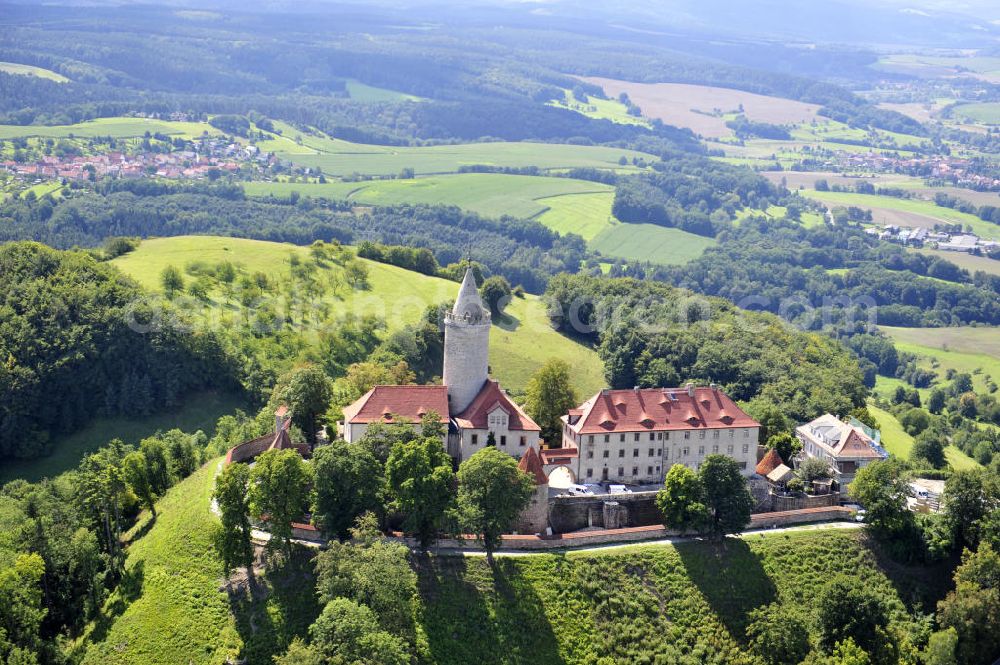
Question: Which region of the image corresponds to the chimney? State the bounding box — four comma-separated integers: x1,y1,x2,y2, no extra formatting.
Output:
710,383,717,391
633,386,640,393
686,383,695,397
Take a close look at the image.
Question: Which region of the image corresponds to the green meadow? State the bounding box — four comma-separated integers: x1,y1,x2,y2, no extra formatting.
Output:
952,102,1000,124
880,325,1000,394
589,223,717,265
111,236,606,397
546,88,651,127
0,61,69,82
867,402,979,470
0,116,217,140
344,79,422,102
243,174,613,221
258,125,649,177
80,456,946,665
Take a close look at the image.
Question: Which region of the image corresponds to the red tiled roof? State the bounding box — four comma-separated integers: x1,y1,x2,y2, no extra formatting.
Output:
453,379,541,431
568,387,758,435
837,428,884,459
517,446,548,485
342,385,450,425
540,447,579,464
756,447,784,476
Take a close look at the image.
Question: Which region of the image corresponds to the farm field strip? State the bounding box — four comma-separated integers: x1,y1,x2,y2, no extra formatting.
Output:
582,77,820,138
801,190,1000,239
0,61,69,82
589,223,716,265
245,173,614,228
0,116,218,140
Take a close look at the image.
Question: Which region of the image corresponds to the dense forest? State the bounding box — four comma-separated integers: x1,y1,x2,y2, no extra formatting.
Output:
543,274,868,423
0,242,239,460
653,218,1000,327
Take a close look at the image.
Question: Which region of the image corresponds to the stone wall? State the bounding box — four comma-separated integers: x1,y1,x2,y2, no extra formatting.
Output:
548,491,662,533
770,491,841,513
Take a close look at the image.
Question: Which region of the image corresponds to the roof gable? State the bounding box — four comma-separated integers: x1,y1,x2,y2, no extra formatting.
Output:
454,379,541,432
517,446,548,485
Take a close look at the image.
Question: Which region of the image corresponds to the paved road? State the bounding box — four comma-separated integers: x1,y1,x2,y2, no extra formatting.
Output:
434,521,864,557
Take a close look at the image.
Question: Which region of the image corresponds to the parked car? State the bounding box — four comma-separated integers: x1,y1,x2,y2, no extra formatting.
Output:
608,485,633,495
583,483,605,495
566,484,595,496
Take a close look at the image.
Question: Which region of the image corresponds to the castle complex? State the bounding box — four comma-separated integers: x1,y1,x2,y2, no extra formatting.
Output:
341,267,541,464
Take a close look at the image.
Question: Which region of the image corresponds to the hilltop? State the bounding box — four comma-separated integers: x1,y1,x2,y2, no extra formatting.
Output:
111,236,606,397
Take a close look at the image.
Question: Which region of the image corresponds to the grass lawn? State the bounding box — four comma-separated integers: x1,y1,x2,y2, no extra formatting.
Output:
801,190,1000,239
344,79,422,102
111,236,606,397
0,116,217,140
0,61,69,82
259,126,650,177
589,223,716,265
0,390,244,486
880,326,1000,394
243,174,612,221
79,459,321,665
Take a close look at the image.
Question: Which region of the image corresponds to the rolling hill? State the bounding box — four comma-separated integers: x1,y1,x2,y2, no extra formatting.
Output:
111,236,607,397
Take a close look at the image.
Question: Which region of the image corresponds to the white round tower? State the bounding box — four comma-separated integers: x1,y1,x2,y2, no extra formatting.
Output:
443,267,491,415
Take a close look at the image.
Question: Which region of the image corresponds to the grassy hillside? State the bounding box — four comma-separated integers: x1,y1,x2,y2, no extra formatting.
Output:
111,236,606,396
880,325,1000,394
344,79,422,102
81,462,946,665
0,390,243,485
868,402,980,471
80,459,321,665
0,61,69,82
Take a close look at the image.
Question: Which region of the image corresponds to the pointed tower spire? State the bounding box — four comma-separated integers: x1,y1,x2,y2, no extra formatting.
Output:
452,267,488,322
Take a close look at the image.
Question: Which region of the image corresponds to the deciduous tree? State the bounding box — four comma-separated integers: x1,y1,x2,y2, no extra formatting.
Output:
213,462,255,583
312,441,383,540
698,455,754,538
656,464,708,533
248,449,313,558
525,359,578,444
386,438,456,550
455,447,535,565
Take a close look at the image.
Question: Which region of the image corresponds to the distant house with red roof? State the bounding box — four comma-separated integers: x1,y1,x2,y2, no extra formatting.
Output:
559,384,760,485
796,413,888,487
